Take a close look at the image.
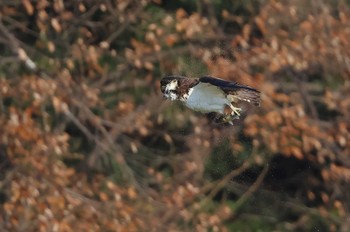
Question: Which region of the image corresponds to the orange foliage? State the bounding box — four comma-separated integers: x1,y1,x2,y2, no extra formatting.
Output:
0,0,350,231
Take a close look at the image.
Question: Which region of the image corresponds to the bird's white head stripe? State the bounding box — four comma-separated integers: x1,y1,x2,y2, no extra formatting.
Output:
165,80,178,92
164,80,179,100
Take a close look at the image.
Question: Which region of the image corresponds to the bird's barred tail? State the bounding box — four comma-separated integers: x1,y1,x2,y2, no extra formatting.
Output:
235,87,261,106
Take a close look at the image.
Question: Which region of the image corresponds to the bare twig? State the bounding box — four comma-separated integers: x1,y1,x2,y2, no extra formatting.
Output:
296,75,318,119
0,20,37,71
286,69,318,118
233,164,269,211
106,2,145,44
284,200,342,224
200,161,251,205
63,109,142,191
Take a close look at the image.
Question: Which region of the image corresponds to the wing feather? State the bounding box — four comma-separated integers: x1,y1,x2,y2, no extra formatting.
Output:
199,76,261,106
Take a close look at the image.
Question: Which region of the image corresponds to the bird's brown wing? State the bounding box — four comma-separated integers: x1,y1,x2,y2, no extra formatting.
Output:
199,76,261,106
175,77,200,96
179,77,200,89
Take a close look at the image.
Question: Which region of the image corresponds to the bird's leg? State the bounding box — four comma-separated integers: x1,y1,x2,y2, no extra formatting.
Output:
222,114,234,125
218,105,237,125
228,103,242,116
213,113,234,125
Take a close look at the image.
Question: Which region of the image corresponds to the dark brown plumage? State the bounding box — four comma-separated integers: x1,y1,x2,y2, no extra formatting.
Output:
199,76,260,106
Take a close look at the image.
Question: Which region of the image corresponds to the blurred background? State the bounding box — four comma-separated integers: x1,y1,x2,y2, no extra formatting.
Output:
0,0,350,231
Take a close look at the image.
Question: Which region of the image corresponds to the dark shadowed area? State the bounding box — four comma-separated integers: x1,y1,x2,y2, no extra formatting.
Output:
0,0,350,231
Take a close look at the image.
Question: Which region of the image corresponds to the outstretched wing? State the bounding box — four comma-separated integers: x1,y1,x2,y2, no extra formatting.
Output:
199,76,261,106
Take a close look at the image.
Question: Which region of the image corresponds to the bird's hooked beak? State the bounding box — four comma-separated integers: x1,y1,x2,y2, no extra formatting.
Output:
161,85,166,94
163,90,172,100
159,82,168,100
160,85,168,99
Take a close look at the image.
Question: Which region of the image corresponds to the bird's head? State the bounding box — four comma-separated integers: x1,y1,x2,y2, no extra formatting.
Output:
160,75,185,101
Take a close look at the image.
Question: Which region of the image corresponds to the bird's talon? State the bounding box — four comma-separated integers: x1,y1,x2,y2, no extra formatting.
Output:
229,105,242,116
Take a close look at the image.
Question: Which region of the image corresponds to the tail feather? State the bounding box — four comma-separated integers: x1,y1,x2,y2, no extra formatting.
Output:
235,88,261,106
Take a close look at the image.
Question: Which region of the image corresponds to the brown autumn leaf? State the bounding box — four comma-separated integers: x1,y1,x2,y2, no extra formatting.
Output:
51,18,61,32
22,0,34,15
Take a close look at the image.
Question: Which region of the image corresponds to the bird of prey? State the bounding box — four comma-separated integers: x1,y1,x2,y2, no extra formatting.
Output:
160,75,260,124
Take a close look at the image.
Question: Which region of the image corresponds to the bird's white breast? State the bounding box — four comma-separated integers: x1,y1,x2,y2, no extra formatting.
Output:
184,82,230,114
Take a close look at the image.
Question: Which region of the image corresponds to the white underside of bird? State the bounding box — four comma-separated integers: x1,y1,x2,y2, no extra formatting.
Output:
183,82,241,115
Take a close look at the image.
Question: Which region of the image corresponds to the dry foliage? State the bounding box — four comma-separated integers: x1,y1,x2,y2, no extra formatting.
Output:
1,0,350,231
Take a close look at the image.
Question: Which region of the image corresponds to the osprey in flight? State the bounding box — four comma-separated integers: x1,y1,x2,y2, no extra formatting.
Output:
160,75,260,124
